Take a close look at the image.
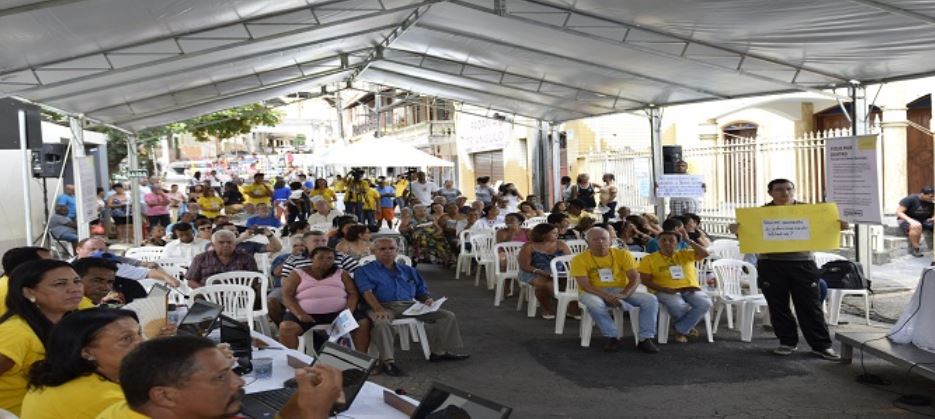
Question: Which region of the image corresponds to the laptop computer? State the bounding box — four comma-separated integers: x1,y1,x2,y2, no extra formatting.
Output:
240,342,376,419
177,300,223,337
410,382,512,419
219,314,252,360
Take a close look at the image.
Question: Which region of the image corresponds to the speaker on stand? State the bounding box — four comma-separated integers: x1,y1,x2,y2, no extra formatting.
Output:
662,145,683,174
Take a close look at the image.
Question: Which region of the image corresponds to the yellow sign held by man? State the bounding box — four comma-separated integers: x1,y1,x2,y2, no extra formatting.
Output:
736,203,841,254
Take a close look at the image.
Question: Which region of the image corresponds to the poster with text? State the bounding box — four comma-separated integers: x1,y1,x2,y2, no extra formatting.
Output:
656,174,705,198
825,135,882,224
736,203,841,254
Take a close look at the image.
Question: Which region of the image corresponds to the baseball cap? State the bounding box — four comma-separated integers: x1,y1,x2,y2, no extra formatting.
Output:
922,186,934,194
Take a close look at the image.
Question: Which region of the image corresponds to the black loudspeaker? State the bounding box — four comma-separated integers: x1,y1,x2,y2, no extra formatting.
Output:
662,145,683,174
0,98,43,150
32,143,67,178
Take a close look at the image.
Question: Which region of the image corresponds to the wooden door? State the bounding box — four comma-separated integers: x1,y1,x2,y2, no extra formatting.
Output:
907,95,933,193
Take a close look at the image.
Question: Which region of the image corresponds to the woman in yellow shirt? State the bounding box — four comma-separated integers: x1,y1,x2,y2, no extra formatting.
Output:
308,178,337,208
21,308,142,419
197,187,225,219
0,259,84,415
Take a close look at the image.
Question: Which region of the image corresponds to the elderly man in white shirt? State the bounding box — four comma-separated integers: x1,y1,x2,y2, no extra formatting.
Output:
163,222,210,260
307,198,343,226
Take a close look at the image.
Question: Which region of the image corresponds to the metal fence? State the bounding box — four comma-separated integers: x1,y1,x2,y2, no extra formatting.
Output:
584,127,874,245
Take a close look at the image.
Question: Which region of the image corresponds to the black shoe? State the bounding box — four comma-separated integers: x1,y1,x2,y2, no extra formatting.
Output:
603,337,622,352
429,352,471,362
637,339,660,354
381,362,404,377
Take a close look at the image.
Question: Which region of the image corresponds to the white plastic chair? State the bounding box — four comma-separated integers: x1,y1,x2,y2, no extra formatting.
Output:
191,284,255,328
154,257,191,270
255,252,272,279
455,230,475,279
0,407,17,419
657,302,715,343
814,253,870,325
492,241,523,306
711,259,768,341
125,246,165,262
470,234,497,289
206,271,270,334
551,255,577,334
707,243,742,261
137,278,161,293
310,223,334,232
522,216,547,229
357,254,412,266
580,301,640,347
564,239,587,255
390,317,431,360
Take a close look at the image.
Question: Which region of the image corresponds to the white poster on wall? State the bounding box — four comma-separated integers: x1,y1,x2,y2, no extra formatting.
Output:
457,113,512,154
825,135,882,224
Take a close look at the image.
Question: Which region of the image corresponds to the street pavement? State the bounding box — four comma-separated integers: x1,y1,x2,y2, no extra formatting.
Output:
368,264,935,418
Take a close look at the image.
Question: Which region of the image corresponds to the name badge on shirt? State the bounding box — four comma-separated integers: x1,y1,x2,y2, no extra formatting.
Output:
669,265,685,280
598,268,614,283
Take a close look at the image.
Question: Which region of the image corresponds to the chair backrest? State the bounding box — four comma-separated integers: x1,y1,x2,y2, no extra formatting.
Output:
711,259,759,297
707,243,742,261
550,254,576,297
254,252,272,278
711,239,739,247
564,239,588,255
630,251,648,264
206,271,265,288
154,257,190,270
493,241,524,275
470,234,496,262
814,252,846,268
191,284,255,324
310,223,334,232
522,216,547,229
492,223,508,230
458,230,474,254
357,254,413,266
137,278,161,293
125,246,165,262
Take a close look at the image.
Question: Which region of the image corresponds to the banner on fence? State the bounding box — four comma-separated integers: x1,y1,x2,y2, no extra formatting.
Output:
736,203,841,253
825,135,882,224
656,174,705,198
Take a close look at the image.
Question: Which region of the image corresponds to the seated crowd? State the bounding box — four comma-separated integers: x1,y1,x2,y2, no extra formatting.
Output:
0,168,744,418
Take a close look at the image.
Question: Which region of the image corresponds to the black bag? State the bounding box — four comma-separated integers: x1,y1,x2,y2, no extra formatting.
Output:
819,260,871,291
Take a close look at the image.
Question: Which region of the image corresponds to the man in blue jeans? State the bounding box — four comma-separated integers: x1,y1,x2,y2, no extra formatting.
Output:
570,227,660,353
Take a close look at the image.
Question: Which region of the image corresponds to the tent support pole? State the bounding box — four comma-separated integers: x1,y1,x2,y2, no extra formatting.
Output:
374,92,382,138
69,116,90,240
532,120,549,205
550,123,561,207
128,135,143,246
335,91,346,145
18,110,33,246
648,107,666,222
850,83,872,277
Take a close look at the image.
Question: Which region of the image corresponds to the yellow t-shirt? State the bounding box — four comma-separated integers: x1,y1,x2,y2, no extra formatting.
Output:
79,296,96,309
95,401,149,419
569,248,637,292
363,188,380,211
332,179,347,193
240,183,272,205
197,196,225,218
308,188,336,207
567,211,596,227
21,373,125,419
394,180,409,197
0,275,8,317
0,316,46,415
638,249,699,291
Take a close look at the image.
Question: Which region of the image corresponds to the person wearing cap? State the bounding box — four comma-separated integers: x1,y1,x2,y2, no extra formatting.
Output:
240,173,273,206
896,186,935,257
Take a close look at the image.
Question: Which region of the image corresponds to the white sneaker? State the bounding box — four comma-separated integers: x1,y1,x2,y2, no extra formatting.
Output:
812,348,841,361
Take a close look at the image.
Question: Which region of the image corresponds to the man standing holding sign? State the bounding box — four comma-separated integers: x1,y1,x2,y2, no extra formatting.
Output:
729,179,847,360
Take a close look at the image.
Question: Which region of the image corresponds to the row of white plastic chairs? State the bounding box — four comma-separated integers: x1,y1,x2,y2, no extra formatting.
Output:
453,232,864,346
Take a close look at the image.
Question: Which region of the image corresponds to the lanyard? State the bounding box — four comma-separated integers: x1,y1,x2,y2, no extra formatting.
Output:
587,250,615,271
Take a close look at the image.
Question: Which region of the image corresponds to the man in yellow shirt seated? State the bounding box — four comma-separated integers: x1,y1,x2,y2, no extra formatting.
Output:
0,247,52,316
97,336,343,419
638,230,711,343
240,173,273,206
570,227,659,353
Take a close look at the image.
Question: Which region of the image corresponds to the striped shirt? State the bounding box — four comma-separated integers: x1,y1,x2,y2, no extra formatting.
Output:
280,252,359,281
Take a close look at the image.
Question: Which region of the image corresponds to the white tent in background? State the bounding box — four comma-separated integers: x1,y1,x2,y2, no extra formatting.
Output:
318,135,454,168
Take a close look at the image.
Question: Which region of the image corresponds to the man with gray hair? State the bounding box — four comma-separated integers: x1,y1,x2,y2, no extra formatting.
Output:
354,237,468,376
186,229,258,287
570,227,660,353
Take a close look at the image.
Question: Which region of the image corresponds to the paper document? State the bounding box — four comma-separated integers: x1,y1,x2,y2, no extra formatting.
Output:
403,297,448,316
327,309,360,342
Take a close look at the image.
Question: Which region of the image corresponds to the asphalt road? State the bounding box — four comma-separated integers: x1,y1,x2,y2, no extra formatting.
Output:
368,264,935,418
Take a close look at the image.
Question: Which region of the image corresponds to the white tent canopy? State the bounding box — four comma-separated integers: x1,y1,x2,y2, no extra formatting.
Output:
2,0,935,130
319,135,454,167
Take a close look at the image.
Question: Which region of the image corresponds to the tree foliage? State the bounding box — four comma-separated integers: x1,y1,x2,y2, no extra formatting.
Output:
43,104,282,177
